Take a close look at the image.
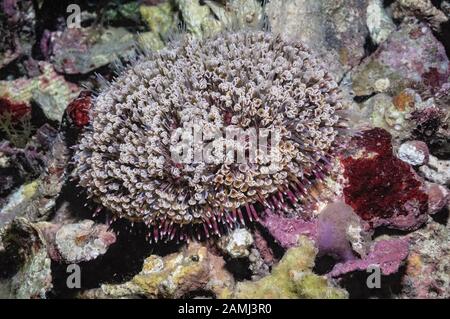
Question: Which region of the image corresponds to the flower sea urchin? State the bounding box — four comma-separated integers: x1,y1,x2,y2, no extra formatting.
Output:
73,31,345,242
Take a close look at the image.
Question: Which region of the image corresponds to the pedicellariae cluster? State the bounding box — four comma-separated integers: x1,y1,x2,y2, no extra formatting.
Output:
73,31,346,242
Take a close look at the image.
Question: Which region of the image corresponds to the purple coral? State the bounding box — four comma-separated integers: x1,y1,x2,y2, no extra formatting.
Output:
258,209,317,248
73,31,345,242
329,238,410,277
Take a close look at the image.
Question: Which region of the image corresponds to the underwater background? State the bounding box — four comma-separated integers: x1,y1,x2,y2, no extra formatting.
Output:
0,0,449,299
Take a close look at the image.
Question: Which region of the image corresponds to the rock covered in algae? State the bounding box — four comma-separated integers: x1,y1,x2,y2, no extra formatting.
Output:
366,0,396,45
80,242,235,299
317,201,370,261
138,1,175,50
1,218,52,299
392,0,448,31
0,62,80,122
140,1,175,39
266,0,370,81
401,221,450,298
424,182,449,215
358,87,448,141
55,220,117,263
0,0,35,69
79,237,347,299
419,155,450,186
233,237,348,299
258,209,317,249
352,21,450,97
142,0,263,43
217,228,254,258
329,237,410,278
49,27,136,75
0,180,40,229
174,0,264,39
341,128,429,231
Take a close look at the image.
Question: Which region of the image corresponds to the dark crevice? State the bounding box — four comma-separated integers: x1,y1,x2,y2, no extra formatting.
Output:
433,20,450,57
224,258,252,281
431,207,449,226
383,0,397,8
338,265,406,299
254,223,285,261
353,93,376,104
49,219,184,298
373,224,423,238
363,34,378,57
313,255,337,275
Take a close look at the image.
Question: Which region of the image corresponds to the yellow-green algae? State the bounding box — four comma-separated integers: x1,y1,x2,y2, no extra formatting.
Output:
140,2,175,39
80,237,348,299
84,242,234,299
233,237,348,299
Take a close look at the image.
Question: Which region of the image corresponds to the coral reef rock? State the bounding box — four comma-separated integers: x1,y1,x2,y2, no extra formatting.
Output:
352,22,450,97
259,210,317,249
402,222,450,298
1,218,53,299
397,140,430,166
0,62,80,122
252,229,275,265
424,182,449,215
233,237,348,299
55,220,116,264
341,128,429,231
317,201,370,261
359,86,449,143
266,0,370,81
0,180,40,229
248,247,271,280
419,155,450,186
50,27,136,75
366,0,396,45
175,0,264,39
140,1,174,48
329,237,410,278
217,228,254,258
0,0,35,69
80,242,234,299
392,0,448,31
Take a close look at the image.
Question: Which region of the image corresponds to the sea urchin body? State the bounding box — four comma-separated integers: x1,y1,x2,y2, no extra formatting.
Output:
73,31,344,242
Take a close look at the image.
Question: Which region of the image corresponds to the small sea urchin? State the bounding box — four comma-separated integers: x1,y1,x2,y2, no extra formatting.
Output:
73,31,345,242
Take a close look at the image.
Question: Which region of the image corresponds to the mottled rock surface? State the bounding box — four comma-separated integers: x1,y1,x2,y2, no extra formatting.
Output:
217,228,254,258
55,220,116,263
352,22,450,97
266,0,370,81
402,222,450,298
234,237,348,299
79,242,234,299
329,238,410,277
50,27,136,75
